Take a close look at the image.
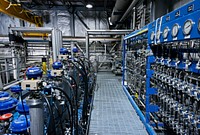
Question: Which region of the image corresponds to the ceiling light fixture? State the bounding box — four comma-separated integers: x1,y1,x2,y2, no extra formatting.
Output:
86,3,93,8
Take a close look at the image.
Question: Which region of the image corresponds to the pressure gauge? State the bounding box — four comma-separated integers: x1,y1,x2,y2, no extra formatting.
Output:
156,30,161,40
150,31,155,41
183,19,193,35
172,23,179,37
163,27,169,39
198,19,200,32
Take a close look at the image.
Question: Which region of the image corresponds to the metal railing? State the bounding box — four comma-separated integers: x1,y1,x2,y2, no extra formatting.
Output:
0,56,26,89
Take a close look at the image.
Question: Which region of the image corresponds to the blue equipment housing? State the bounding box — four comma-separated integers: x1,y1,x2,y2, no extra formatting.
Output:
52,61,63,69
72,47,78,53
0,91,9,98
10,85,22,93
26,67,43,79
16,100,29,114
10,115,30,133
60,48,68,55
0,97,18,113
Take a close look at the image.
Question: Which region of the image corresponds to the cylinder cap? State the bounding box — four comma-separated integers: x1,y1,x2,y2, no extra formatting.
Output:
0,113,13,121
0,91,9,98
10,115,30,133
72,47,78,53
26,67,43,79
52,61,63,69
60,48,68,55
10,85,22,93
0,97,18,112
16,100,29,114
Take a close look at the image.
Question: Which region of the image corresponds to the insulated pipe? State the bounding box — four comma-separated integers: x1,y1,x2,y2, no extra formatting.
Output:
116,0,139,28
110,0,132,25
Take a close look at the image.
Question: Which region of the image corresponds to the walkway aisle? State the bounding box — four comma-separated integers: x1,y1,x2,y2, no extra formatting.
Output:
89,72,148,135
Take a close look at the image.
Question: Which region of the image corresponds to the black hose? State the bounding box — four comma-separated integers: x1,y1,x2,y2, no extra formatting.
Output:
19,92,30,134
68,75,79,135
73,64,89,127
52,102,64,135
74,59,87,75
52,87,74,134
69,60,86,77
62,77,76,100
39,93,56,135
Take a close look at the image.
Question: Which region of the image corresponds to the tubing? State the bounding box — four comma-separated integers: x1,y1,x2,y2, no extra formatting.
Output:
52,102,64,135
52,87,74,133
40,93,56,135
68,75,79,135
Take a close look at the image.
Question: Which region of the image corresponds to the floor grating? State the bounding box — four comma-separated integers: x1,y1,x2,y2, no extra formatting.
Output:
89,72,148,135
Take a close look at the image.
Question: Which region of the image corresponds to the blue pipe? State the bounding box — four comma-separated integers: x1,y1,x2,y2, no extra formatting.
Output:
122,85,156,135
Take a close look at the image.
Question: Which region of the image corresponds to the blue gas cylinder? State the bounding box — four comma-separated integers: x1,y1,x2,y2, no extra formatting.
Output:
26,67,43,79
16,100,29,114
0,91,9,98
72,47,78,53
0,97,18,112
60,48,68,55
10,115,30,133
52,61,63,69
10,85,22,93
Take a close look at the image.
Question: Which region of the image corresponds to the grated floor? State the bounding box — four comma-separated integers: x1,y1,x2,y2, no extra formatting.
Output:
89,72,148,135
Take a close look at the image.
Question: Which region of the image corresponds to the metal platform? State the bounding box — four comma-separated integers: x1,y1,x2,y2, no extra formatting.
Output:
89,72,148,135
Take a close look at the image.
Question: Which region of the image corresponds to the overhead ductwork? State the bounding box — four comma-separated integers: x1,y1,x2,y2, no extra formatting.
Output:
116,0,139,28
110,0,139,27
110,0,132,25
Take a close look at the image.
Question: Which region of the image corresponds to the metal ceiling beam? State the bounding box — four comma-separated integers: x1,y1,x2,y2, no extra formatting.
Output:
75,12,90,30
25,5,112,11
110,0,132,25
85,29,132,58
10,27,53,33
0,0,43,26
87,30,132,35
0,36,121,44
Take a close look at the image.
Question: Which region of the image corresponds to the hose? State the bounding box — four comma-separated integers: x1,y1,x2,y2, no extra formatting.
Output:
52,87,74,134
40,93,56,135
68,75,79,135
52,102,64,135
19,92,30,134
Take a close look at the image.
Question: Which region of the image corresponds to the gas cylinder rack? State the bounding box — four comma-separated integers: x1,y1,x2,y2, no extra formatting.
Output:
122,25,158,135
149,0,200,134
123,0,200,135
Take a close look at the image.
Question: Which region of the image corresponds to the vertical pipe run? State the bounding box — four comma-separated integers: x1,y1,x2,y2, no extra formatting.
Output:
86,32,89,59
11,47,18,79
52,29,57,61
5,59,10,83
71,41,74,58
132,7,136,30
122,36,126,85
70,11,75,37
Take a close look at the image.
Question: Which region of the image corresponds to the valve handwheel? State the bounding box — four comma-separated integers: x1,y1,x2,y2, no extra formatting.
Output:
0,113,13,120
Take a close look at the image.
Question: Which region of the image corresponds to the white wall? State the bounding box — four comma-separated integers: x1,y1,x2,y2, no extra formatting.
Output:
0,10,109,36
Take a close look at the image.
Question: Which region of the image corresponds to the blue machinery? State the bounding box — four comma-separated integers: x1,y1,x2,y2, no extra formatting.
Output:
0,47,96,135
123,0,200,134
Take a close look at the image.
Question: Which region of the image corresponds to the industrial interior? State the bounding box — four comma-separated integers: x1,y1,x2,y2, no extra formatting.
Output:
0,0,200,135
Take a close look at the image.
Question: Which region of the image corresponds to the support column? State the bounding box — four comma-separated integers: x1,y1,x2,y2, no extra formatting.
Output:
70,9,75,37
86,32,89,59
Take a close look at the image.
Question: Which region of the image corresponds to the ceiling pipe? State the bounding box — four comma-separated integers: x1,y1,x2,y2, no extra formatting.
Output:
116,0,139,28
110,0,132,25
